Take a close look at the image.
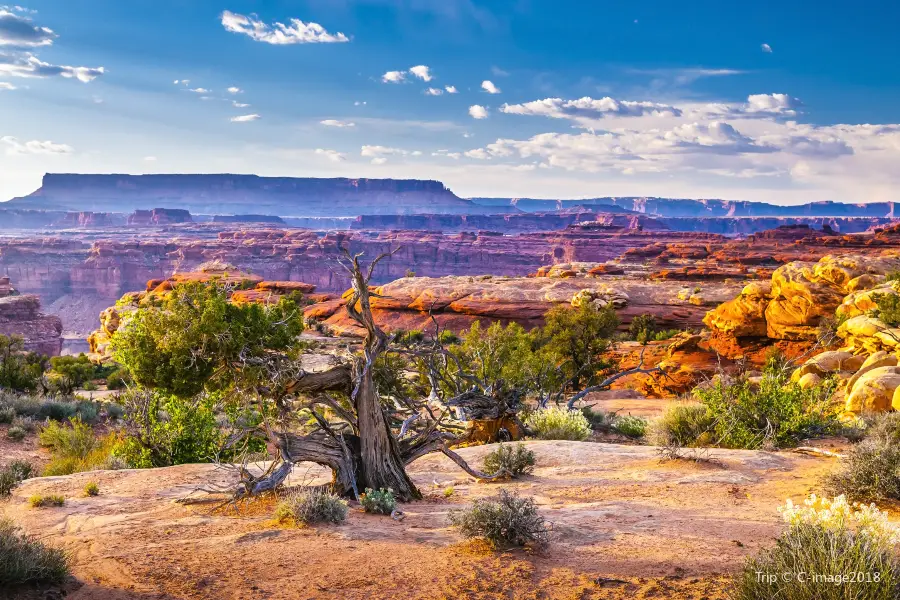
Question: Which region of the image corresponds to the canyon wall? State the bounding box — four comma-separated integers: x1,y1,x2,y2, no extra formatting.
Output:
0,276,62,356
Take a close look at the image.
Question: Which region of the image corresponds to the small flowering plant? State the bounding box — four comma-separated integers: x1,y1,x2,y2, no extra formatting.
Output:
779,494,900,547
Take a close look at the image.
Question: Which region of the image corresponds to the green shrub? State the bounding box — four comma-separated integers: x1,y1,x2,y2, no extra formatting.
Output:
0,405,14,424
105,402,125,420
360,488,397,515
648,403,715,447
37,400,77,422
0,518,70,585
629,314,657,343
449,489,550,549
75,401,99,422
28,495,65,508
482,443,536,478
693,361,839,449
614,415,648,439
580,406,615,433
275,489,348,525
83,482,99,497
0,461,33,497
871,293,900,328
734,495,900,600
828,413,900,501
105,368,131,390
45,354,96,395
652,329,681,342
11,416,36,433
3,394,40,417
526,406,591,441
6,426,25,442
39,418,122,476
0,335,44,393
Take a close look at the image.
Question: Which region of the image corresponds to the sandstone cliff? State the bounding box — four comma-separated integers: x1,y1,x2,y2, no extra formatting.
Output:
0,276,62,356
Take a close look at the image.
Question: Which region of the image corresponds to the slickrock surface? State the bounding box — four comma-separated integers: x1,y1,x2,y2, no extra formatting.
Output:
2,441,839,600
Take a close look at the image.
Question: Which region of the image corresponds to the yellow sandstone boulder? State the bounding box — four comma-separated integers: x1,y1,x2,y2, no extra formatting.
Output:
845,365,900,413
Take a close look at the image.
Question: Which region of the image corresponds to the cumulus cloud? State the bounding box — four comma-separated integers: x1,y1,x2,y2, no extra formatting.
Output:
761,43,772,53
382,70,405,83
232,101,250,108
230,114,260,122
354,100,367,106
469,104,488,119
173,79,190,85
221,10,349,44
361,145,417,157
0,8,55,47
320,119,355,127
315,148,346,162
481,80,500,94
699,93,800,119
0,51,105,82
227,86,242,94
0,81,14,89
501,96,682,120
188,87,209,93
445,85,458,94
464,148,491,159
409,65,432,81
424,87,443,96
1,135,72,155
432,149,462,159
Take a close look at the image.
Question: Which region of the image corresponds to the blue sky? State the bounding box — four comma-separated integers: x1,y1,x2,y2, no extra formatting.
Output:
1,0,899,204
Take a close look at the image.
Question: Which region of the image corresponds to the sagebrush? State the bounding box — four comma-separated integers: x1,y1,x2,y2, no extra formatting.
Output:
275,488,348,525
449,489,550,549
828,413,900,501
0,518,70,585
482,443,536,478
526,406,591,441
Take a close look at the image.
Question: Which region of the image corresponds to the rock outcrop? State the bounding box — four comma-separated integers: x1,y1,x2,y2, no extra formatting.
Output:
0,276,62,356
127,208,192,225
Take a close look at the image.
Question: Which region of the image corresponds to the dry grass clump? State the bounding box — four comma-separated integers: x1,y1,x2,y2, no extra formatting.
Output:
525,406,591,441
28,495,65,508
275,488,348,525
0,461,33,498
449,489,550,549
0,518,70,585
482,443,536,478
39,417,123,476
828,413,900,501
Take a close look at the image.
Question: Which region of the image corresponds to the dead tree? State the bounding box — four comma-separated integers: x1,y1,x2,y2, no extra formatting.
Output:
235,247,503,503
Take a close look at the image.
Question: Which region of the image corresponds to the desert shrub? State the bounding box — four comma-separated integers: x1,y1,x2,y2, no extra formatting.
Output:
115,389,226,468
105,368,131,390
11,416,36,433
0,405,14,424
276,489,348,525
871,293,900,328
28,495,65,508
629,314,657,343
526,406,591,441
6,426,25,442
37,399,77,422
0,518,70,585
580,406,615,432
694,360,839,449
828,413,900,501
0,461,33,497
39,417,122,476
652,329,681,342
75,401,99,422
3,394,41,418
0,335,44,393
733,495,900,600
83,482,99,497
360,488,396,515
614,415,648,439
648,403,715,447
46,354,96,395
482,443,536,478
437,330,461,345
449,489,550,549
105,402,125,420
817,312,848,348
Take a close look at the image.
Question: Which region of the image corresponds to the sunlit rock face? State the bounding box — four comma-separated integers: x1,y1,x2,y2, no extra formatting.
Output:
0,276,63,356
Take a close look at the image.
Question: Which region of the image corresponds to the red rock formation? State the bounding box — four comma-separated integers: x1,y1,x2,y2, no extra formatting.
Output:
0,278,62,356
127,208,192,225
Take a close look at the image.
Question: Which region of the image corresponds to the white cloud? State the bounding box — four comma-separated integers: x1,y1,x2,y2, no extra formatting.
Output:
354,100,367,106
382,70,405,83
469,104,488,119
361,145,417,157
0,8,55,47
371,157,388,165
232,101,250,108
501,96,681,120
1,136,72,155
173,79,190,86
699,93,800,119
481,80,501,94
0,52,105,82
761,43,773,53
445,85,458,94
144,156,157,162
227,86,242,94
432,150,462,159
409,65,433,82
315,148,346,162
0,81,14,89
465,148,491,160
230,114,260,122
424,87,443,96
320,119,355,127
188,87,209,93
221,10,349,44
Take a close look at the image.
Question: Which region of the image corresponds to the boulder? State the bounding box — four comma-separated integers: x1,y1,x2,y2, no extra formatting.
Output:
845,365,900,413
797,372,822,390
845,351,899,391
790,351,864,382
702,281,772,338
765,262,843,340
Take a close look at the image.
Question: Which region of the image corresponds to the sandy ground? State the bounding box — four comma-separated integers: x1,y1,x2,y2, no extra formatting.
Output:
1,440,840,600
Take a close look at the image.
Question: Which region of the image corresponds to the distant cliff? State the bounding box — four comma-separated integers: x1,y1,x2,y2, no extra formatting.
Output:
471,197,900,218
9,174,483,217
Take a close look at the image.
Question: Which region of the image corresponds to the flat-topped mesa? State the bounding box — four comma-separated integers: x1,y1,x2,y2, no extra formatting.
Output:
13,174,483,217
0,277,62,355
127,208,193,226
